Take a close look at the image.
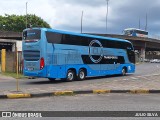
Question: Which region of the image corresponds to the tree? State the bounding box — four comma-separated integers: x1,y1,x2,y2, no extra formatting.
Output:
0,14,51,32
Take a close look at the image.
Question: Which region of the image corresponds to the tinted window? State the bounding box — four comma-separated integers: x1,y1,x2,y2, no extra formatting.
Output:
45,31,133,50
106,40,128,49
46,32,62,43
127,50,135,64
62,34,89,46
125,43,133,50
23,30,41,40
62,35,78,45
117,56,125,64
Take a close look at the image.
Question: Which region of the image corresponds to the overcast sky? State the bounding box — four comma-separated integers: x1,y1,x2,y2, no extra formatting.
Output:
0,0,160,35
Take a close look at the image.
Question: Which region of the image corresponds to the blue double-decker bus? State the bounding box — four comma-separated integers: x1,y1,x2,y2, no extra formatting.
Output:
22,28,135,81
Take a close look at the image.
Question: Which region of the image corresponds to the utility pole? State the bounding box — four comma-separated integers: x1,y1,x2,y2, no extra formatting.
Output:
26,2,28,28
106,0,109,33
81,11,83,33
139,17,141,29
145,13,148,31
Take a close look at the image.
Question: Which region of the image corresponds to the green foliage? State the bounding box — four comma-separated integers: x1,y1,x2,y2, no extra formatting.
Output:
0,14,51,32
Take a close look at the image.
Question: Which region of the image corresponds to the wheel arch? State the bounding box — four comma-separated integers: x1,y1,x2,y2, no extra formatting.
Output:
67,68,77,74
123,66,128,73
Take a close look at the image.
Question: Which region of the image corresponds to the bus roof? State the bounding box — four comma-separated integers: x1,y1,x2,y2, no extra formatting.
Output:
25,27,131,43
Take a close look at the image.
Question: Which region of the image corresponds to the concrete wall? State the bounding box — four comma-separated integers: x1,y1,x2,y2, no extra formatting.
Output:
0,39,22,52
11,41,22,52
0,50,23,73
6,52,16,72
16,41,22,51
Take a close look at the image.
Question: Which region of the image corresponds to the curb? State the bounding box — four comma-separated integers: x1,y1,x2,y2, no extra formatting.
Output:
1,89,160,99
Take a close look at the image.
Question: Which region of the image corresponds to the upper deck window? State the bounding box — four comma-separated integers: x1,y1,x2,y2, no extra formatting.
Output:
46,32,62,44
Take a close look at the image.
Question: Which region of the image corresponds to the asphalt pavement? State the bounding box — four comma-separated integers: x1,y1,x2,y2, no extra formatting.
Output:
0,63,160,99
1,94,160,119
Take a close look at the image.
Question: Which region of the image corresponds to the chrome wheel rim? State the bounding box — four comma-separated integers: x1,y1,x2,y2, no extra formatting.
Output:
68,72,73,80
79,71,85,79
122,69,125,75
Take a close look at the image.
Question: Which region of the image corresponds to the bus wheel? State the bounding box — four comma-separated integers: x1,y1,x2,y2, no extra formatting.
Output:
77,69,86,80
122,68,126,76
66,70,76,82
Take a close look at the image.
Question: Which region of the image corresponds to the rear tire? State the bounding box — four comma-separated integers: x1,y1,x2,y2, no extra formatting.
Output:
66,70,76,82
77,69,86,80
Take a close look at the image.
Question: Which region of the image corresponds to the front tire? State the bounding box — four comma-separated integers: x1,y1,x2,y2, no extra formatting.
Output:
122,68,126,76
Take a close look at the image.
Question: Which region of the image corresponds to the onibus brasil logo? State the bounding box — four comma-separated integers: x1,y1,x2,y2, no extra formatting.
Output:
89,40,103,63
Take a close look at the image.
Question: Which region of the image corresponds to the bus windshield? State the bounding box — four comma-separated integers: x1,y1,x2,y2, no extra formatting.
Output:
23,29,41,40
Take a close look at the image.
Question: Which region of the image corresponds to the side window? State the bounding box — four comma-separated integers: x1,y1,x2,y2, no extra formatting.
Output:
106,40,114,48
117,56,125,64
106,41,121,49
62,34,89,46
126,43,133,50
118,41,127,49
65,35,77,45
61,34,67,44
81,36,89,46
46,32,62,43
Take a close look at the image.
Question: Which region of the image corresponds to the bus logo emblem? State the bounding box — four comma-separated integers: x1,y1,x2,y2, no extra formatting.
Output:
89,40,103,63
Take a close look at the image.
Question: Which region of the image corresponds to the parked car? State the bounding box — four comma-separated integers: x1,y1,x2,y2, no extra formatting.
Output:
144,59,150,62
150,59,160,63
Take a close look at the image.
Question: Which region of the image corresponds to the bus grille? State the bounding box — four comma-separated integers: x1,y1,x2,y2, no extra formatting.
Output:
23,50,40,61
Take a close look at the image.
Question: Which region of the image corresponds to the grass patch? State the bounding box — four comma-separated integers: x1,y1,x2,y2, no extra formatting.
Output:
1,72,26,79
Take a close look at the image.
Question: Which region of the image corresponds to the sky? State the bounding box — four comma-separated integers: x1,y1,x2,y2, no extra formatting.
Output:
0,0,160,36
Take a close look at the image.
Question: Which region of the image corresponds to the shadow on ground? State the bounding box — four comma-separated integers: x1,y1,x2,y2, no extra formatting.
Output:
24,74,133,85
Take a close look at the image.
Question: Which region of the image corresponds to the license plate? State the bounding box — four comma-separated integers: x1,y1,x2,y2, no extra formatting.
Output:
28,67,34,71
